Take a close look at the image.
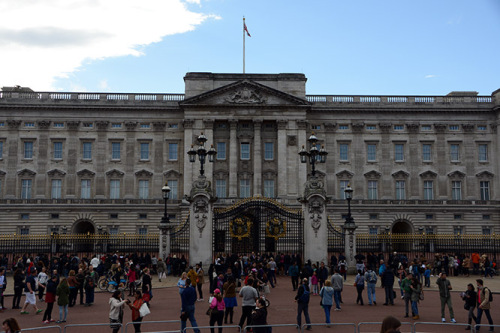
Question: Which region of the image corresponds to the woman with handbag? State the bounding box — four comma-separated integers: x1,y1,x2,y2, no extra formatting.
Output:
223,276,237,324
461,283,477,330
209,288,225,333
127,290,147,333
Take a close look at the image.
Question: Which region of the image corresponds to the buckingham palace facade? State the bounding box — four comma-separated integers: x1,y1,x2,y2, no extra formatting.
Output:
0,72,499,236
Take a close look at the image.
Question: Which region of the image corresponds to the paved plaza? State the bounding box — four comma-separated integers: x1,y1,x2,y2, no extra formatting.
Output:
2,274,498,332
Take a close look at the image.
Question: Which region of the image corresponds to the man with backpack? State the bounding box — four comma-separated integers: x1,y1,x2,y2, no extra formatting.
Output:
364,267,377,305
295,278,312,331
475,279,494,332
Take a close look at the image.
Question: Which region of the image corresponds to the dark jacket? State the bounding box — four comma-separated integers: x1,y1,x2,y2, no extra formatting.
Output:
462,289,477,308
181,285,197,312
381,268,395,287
251,307,268,333
295,284,310,304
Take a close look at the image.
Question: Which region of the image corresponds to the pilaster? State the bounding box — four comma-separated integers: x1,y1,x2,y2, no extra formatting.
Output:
253,119,262,196
228,120,238,198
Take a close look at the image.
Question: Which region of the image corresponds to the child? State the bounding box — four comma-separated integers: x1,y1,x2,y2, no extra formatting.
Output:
424,266,431,287
311,271,319,295
118,282,126,299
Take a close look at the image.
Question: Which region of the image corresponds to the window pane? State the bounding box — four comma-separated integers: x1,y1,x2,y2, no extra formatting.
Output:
264,179,275,198
216,179,227,198
422,144,431,161
450,144,460,161
140,143,149,160
339,144,349,161
479,144,488,162
241,143,250,160
480,181,490,200
395,144,404,161
424,180,433,200
216,142,226,160
396,180,406,200
24,141,33,159
240,179,250,198
169,180,178,200
367,180,378,200
21,179,32,199
51,179,62,199
339,180,349,200
110,180,120,199
452,181,462,200
0,141,3,159
168,143,178,160
53,142,63,159
81,179,91,199
367,144,376,161
139,180,149,199
112,142,121,160
264,142,274,160
83,142,92,159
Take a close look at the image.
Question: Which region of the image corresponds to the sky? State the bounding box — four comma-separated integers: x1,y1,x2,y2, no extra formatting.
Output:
1,0,499,96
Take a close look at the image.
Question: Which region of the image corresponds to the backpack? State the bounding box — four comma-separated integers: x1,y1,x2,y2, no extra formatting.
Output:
86,274,94,288
299,287,310,303
485,287,493,302
368,272,377,284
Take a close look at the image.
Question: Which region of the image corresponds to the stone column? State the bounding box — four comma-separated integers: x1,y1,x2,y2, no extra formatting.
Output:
94,121,109,198
299,177,328,264
277,120,288,197
65,121,80,198
253,119,262,196
228,120,238,198
296,120,308,197
186,176,215,267
182,119,195,197
344,224,358,274
5,120,21,199
158,224,174,261
35,120,51,198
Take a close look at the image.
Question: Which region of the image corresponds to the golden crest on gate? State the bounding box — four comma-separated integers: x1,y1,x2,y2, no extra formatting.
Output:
229,216,252,241
266,218,286,240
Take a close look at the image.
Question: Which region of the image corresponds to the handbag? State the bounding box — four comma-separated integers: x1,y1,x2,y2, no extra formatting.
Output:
206,306,219,316
464,302,471,310
139,302,150,317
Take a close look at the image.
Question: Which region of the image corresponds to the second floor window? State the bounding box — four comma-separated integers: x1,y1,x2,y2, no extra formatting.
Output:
450,144,460,161
51,179,62,199
138,180,149,199
240,179,251,198
81,179,91,199
264,142,274,160
83,142,92,160
216,142,226,160
339,144,349,161
168,143,178,161
339,180,349,199
367,180,378,200
53,142,63,159
480,181,490,200
366,144,377,161
478,144,488,162
0,141,3,159
111,142,121,160
169,180,178,200
240,143,250,160
21,179,32,199
422,144,432,162
264,179,275,198
110,180,120,199
395,180,406,200
423,180,433,200
140,143,149,160
394,144,404,162
216,179,227,198
24,141,34,159
451,181,462,200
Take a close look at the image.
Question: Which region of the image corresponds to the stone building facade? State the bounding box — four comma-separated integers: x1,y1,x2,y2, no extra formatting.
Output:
0,73,499,237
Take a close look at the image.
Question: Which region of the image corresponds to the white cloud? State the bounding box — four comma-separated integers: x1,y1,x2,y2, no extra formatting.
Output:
99,79,109,90
425,75,437,79
0,0,217,90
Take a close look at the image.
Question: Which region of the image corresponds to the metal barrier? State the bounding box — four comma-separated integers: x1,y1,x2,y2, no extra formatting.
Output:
183,325,241,332
474,323,500,332
359,321,413,333
243,324,300,332
414,321,472,332
124,320,181,333
64,322,123,333
22,326,62,333
301,323,356,332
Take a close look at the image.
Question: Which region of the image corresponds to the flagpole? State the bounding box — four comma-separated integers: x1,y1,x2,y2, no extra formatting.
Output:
243,17,246,74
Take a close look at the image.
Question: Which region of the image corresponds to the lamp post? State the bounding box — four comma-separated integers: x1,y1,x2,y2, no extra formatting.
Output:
343,184,357,274
344,184,355,228
188,133,217,177
299,133,328,177
161,182,171,225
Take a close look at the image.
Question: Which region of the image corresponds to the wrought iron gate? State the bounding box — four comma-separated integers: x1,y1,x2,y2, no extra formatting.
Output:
213,197,303,256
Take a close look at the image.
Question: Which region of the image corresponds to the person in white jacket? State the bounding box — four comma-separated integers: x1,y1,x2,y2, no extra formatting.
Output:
109,290,129,333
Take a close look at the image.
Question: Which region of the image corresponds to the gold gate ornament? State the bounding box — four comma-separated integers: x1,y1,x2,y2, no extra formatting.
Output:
266,218,287,240
229,217,252,241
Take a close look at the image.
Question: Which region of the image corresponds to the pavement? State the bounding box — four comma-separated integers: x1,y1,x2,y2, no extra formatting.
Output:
1,274,499,332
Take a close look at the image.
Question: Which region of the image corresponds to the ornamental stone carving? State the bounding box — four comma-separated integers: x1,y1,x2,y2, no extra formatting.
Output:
277,120,287,130
406,123,419,133
7,120,21,129
152,122,166,130
352,123,364,133
67,121,80,130
296,120,308,130
125,121,137,130
434,123,447,133
299,176,326,202
225,87,267,104
308,198,324,237
379,123,392,133
287,135,297,146
37,120,51,129
182,119,195,129
462,124,474,132
187,175,214,200
194,198,209,237
96,121,109,130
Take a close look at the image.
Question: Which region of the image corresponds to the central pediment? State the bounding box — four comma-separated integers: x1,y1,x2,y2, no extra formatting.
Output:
180,80,310,107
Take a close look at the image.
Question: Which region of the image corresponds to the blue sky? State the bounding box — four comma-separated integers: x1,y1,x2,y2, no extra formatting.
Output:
1,0,499,95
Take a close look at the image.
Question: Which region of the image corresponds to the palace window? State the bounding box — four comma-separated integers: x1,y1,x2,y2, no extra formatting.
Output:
240,143,250,160
451,181,462,200
339,144,349,161
110,180,120,199
168,180,178,200
394,144,404,162
216,142,226,160
138,180,149,199
339,180,349,199
422,144,432,162
53,142,63,159
53,122,64,128
478,125,487,131
25,122,35,128
395,180,406,200
21,179,32,199
449,125,459,131
480,181,490,200
366,144,377,162
0,141,3,159
393,125,404,131
81,179,91,199
216,179,227,198
421,125,432,131
423,180,434,200
111,142,121,160
366,125,376,130
24,141,34,159
51,179,62,199
82,142,92,160
240,179,251,198
367,180,378,200
111,123,122,128
450,144,460,161
264,179,275,198
264,142,274,160
140,143,150,160
168,143,178,161
478,144,488,162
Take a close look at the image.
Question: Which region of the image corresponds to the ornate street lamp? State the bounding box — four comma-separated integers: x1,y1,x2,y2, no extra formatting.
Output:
161,182,171,225
344,184,355,228
299,132,328,177
188,132,217,176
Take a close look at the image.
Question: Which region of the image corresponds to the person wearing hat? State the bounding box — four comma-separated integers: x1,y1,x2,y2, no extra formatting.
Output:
295,278,312,331
20,267,43,315
209,288,225,333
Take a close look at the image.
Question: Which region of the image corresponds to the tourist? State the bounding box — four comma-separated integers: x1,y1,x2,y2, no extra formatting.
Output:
196,263,204,301
380,315,401,333
142,268,152,304
436,272,456,323
461,283,477,330
180,278,200,333
21,267,43,315
354,269,365,305
127,265,137,297
401,272,413,318
475,279,494,332
42,274,58,323
187,266,198,292
85,265,98,306
317,262,328,290
310,271,319,295
409,276,422,320
0,267,6,311
223,276,237,324
67,270,78,307
288,262,299,291
12,268,24,309
331,268,343,311
178,272,188,296
56,277,70,323
381,266,395,306
127,290,145,333
157,258,166,282
339,258,347,281
364,267,378,305
76,268,86,305
319,280,334,327
251,298,269,333
238,277,258,329
209,288,225,333
37,266,49,303
109,289,129,333
295,277,312,331
2,318,21,333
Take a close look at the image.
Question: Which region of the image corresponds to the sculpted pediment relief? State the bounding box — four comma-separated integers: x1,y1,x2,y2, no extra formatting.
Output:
135,169,153,178
47,169,66,177
77,169,95,177
476,171,494,179
419,170,437,178
105,169,124,177
180,80,309,107
336,170,354,179
17,168,36,177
